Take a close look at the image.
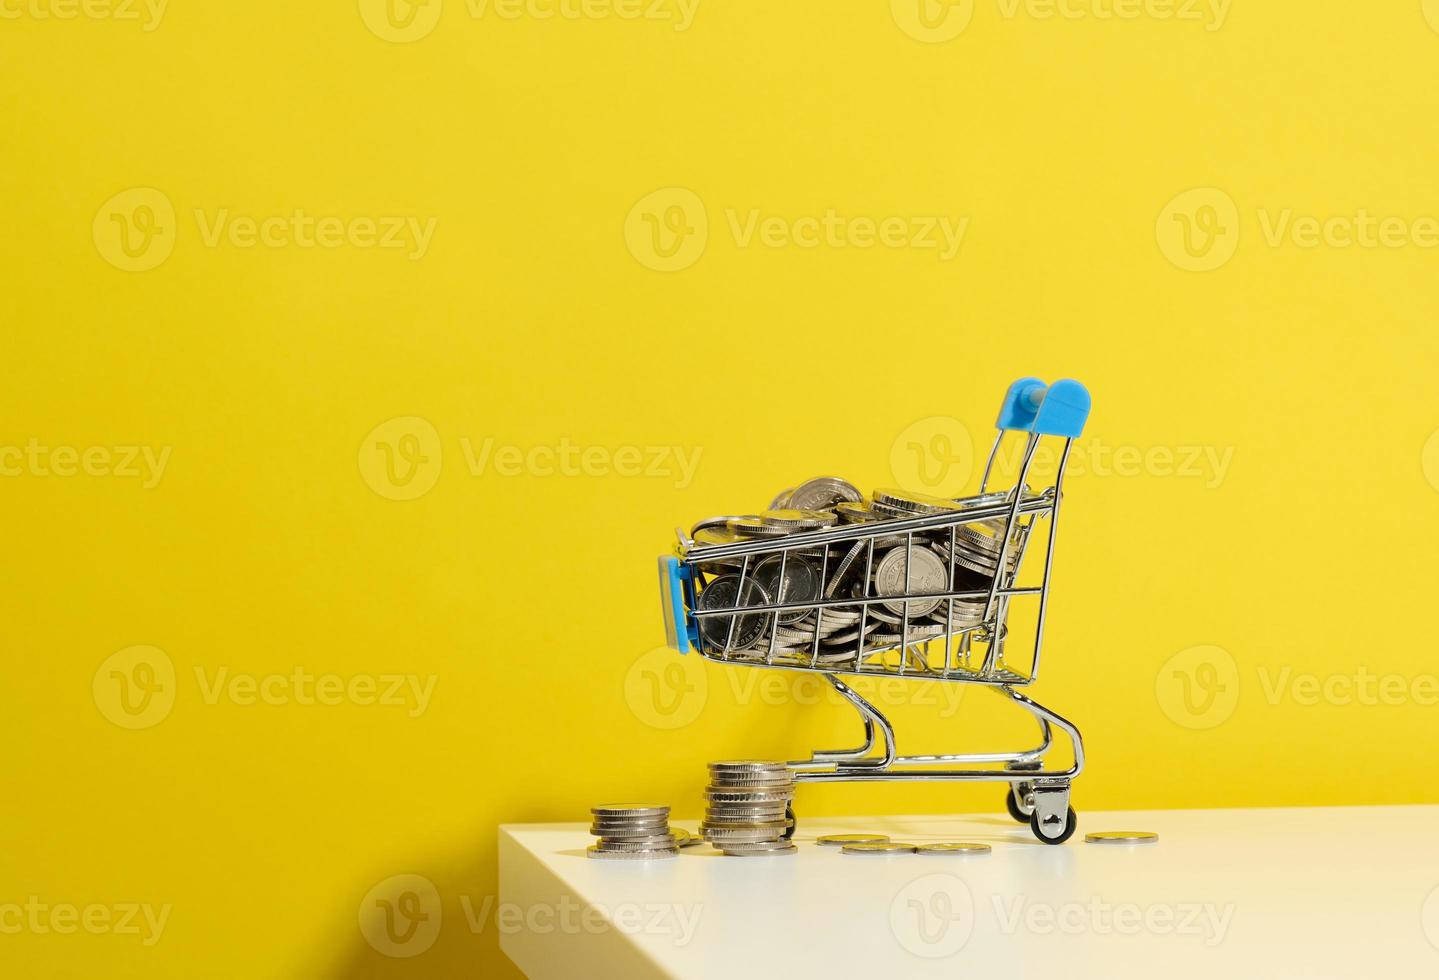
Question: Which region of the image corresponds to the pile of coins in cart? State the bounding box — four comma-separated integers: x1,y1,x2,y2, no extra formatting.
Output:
683,476,1033,659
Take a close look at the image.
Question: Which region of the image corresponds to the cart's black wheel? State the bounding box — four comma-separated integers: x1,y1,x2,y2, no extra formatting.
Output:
1030,805,1077,845
783,803,796,840
1005,786,1030,823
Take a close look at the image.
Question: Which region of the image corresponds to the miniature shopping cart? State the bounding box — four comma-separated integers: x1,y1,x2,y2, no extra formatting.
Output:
658,378,1092,844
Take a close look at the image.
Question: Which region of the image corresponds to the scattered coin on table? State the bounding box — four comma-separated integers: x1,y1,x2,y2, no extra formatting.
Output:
816,833,891,846
1085,831,1158,844
841,842,918,855
915,842,991,855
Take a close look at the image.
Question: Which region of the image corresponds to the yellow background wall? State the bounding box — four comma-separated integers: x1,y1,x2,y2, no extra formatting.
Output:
5,0,1439,975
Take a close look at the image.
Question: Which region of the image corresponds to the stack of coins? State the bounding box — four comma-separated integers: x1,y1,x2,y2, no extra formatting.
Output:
702,761,797,857
588,805,679,860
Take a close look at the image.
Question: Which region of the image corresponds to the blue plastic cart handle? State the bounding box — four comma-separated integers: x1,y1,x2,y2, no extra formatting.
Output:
996,377,1090,439
658,555,694,653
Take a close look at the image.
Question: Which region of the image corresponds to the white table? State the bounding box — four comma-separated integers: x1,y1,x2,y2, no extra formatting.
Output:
499,805,1439,978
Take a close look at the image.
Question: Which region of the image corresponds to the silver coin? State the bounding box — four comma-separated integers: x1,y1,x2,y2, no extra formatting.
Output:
592,837,680,851
696,575,772,650
706,768,794,781
693,525,746,547
761,508,838,529
788,477,863,512
835,501,883,523
727,517,792,539
1085,831,1158,844
769,488,794,509
719,834,800,851
590,823,673,835
706,769,794,783
690,515,753,538
587,845,678,860
591,805,669,817
708,761,790,773
752,555,821,626
702,821,789,834
869,625,946,644
873,547,947,618
589,820,671,832
871,488,958,516
822,540,872,598
705,800,794,813
704,790,795,804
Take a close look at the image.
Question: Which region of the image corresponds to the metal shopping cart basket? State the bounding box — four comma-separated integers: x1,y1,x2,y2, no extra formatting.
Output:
658,378,1092,844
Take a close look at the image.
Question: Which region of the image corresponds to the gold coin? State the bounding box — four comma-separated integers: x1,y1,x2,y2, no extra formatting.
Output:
816,834,891,846
1085,831,1158,844
915,842,991,855
841,842,917,855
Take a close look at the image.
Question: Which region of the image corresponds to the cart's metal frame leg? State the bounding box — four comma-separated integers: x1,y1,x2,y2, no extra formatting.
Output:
789,681,1084,784
789,674,896,770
